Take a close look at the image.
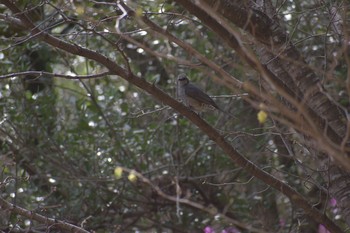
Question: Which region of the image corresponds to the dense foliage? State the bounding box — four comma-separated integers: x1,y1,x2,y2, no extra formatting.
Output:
0,0,349,232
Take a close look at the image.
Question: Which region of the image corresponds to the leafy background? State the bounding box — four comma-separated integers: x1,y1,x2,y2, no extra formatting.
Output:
0,0,348,232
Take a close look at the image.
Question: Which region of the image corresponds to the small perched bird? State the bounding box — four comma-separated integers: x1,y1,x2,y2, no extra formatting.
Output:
177,74,220,112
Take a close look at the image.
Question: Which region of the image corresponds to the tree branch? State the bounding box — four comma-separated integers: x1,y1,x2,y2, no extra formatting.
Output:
0,71,111,80
0,197,89,233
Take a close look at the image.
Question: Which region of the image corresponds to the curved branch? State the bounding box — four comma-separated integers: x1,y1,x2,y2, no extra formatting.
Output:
0,197,89,233
0,71,111,80
119,167,269,233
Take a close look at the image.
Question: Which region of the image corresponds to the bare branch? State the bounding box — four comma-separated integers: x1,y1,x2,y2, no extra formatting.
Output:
0,197,89,233
119,167,269,233
0,71,111,80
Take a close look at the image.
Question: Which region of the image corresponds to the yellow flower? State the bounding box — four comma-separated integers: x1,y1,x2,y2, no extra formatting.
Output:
114,167,123,179
257,110,268,124
128,171,137,182
135,8,143,17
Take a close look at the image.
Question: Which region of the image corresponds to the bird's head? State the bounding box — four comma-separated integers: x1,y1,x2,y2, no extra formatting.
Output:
177,73,189,86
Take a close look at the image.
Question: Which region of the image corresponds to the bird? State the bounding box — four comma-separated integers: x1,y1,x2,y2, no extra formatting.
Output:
177,73,221,113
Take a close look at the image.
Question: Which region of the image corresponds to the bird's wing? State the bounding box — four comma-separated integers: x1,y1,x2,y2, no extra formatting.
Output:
185,84,220,109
